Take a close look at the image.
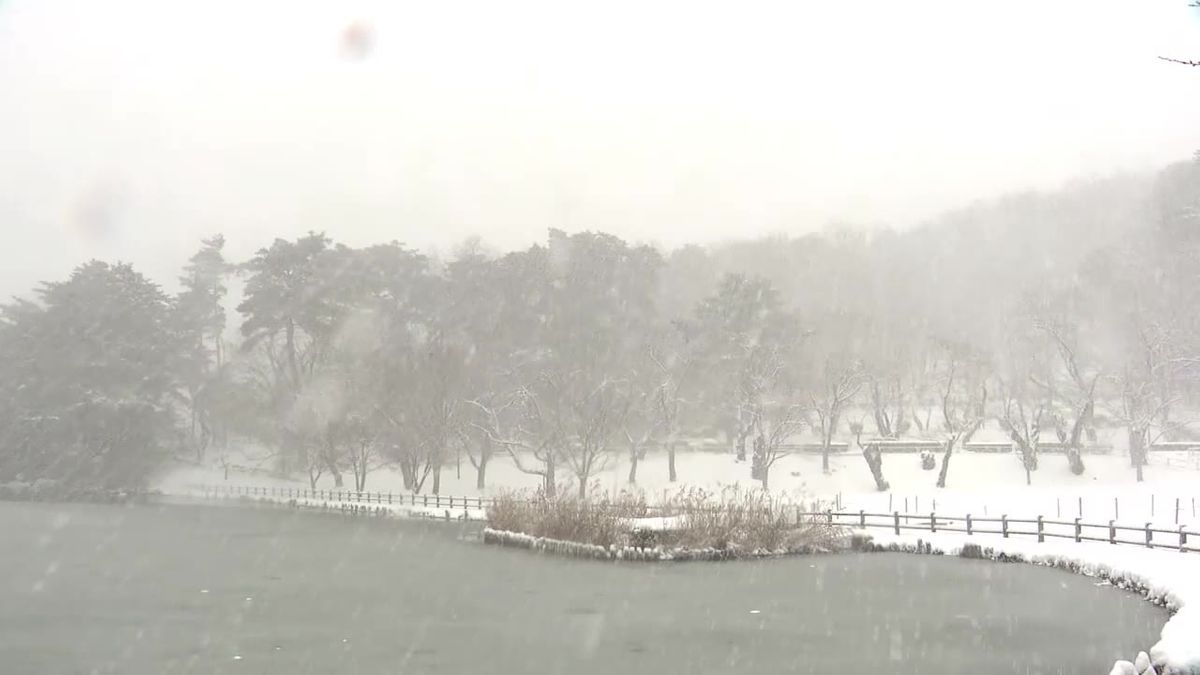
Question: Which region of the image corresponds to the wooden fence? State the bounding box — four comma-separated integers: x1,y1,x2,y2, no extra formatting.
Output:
198,484,1198,553
818,510,1198,553
200,484,496,510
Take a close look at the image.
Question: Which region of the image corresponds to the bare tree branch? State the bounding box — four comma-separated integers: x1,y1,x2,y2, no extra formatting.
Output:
1159,55,1200,67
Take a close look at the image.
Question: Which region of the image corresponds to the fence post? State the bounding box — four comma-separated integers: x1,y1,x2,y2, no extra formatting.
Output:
1078,496,1083,518
1145,522,1153,549
1074,517,1081,543
1056,498,1060,519
1114,497,1119,520
860,510,866,528
1176,498,1180,525
423,495,428,507
1002,515,1009,538
478,497,483,510
1180,526,1187,553
966,514,973,536
450,496,455,509
1037,516,1044,543
826,509,833,526
1151,495,1155,518
410,494,415,506
894,511,900,535
930,512,936,533
1109,520,1116,545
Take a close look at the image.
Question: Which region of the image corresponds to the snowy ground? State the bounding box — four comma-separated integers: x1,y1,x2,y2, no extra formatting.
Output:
158,444,1200,529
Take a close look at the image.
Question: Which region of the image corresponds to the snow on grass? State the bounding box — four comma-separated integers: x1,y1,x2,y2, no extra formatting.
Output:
157,445,1200,525
627,515,687,532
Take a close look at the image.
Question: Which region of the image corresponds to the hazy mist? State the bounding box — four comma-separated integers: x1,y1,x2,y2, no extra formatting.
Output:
1,0,1198,296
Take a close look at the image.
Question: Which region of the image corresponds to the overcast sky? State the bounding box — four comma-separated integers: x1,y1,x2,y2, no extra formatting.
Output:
1,0,1198,296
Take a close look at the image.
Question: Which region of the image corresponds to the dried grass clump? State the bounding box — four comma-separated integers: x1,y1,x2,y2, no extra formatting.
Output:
662,486,844,553
486,485,845,555
485,486,646,548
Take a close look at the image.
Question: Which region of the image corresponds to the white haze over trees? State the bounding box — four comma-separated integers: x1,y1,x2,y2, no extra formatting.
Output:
0,0,1199,498
0,0,1198,297
1,156,1198,497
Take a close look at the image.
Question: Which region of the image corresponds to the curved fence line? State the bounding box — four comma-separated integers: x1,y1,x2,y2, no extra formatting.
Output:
194,483,1198,553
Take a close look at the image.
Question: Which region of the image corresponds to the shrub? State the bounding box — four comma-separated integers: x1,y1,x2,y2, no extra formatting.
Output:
662,486,843,553
486,484,845,555
485,486,642,548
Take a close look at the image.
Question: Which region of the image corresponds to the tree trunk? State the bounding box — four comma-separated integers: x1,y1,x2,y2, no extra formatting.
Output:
760,463,770,491
936,438,955,488
545,454,556,498
821,427,833,473
628,449,639,484
1129,428,1146,482
432,463,441,494
862,444,888,491
668,441,677,482
327,456,344,487
475,453,488,490
1066,447,1085,475
751,434,766,481
400,458,416,491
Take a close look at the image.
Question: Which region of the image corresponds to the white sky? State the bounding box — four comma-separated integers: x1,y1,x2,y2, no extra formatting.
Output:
0,0,1198,296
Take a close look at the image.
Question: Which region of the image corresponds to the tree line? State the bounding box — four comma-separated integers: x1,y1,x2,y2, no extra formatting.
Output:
1,157,1197,495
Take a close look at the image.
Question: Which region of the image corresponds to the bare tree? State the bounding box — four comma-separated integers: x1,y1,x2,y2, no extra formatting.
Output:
1000,397,1042,486
751,402,805,490
1117,320,1186,482
562,378,625,498
617,379,659,485
850,420,889,491
470,386,564,498
644,332,697,483
809,359,865,474
934,350,989,489
868,375,910,439
1031,320,1098,476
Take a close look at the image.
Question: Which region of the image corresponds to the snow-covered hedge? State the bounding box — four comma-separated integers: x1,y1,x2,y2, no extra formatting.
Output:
481,526,843,562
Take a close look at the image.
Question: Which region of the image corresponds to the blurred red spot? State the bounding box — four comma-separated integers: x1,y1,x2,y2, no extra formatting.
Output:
341,21,374,60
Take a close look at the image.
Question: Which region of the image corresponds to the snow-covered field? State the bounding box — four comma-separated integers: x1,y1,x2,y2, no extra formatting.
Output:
159,444,1200,529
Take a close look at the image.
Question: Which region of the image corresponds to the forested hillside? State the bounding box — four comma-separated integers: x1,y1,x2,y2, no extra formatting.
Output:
2,157,1197,495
